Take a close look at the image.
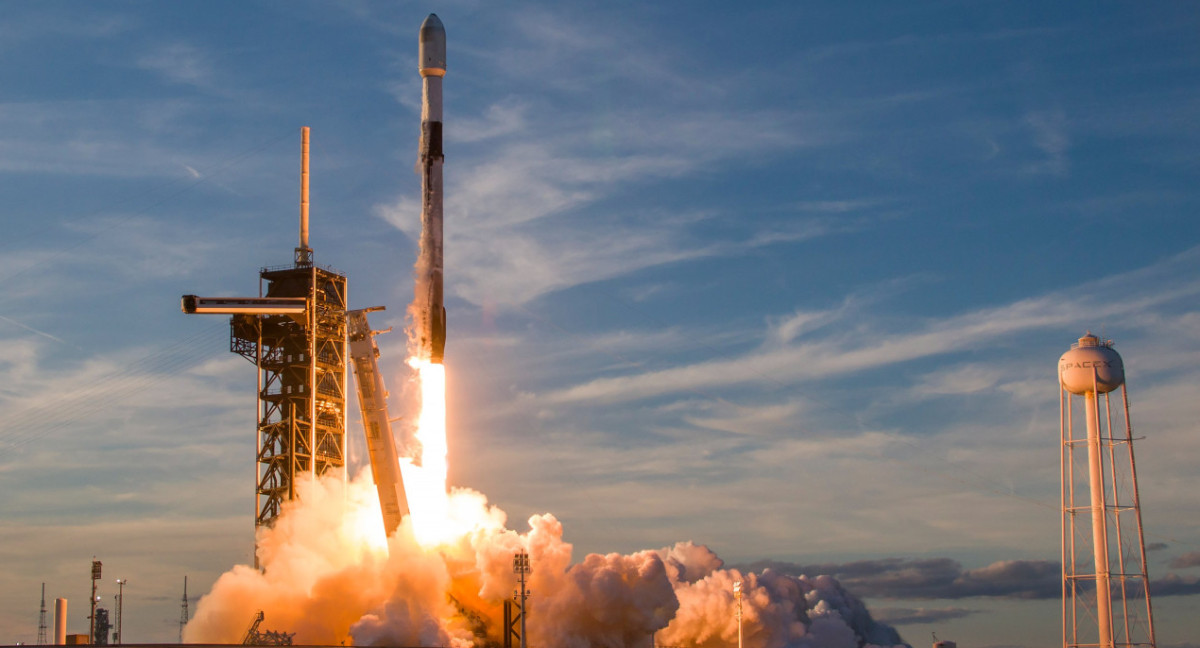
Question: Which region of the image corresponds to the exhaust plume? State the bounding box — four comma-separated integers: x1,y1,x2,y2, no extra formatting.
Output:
185,472,905,648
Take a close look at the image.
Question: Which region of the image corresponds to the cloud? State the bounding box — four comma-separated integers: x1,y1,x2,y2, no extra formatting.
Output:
1150,573,1200,597
453,100,528,143
137,42,213,87
870,606,979,626
741,558,1060,600
374,3,841,309
1168,551,1200,569
536,246,1200,405
741,557,1200,602
0,314,68,345
0,6,133,49
0,322,240,469
377,104,836,306
1023,109,1069,175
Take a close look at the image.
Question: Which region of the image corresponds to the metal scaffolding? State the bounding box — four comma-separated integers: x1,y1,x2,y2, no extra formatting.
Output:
184,128,349,536
1059,334,1155,648
231,259,347,529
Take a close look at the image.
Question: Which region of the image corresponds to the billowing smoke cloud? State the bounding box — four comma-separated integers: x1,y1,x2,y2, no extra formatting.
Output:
659,543,904,648
185,475,907,648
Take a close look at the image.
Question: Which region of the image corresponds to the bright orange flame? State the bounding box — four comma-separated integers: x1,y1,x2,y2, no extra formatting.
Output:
400,358,454,546
347,482,390,555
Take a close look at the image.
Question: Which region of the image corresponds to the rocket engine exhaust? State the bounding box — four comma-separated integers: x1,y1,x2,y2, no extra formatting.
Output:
415,13,447,364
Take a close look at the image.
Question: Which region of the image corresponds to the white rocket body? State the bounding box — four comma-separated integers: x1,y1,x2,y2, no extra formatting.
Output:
417,14,447,363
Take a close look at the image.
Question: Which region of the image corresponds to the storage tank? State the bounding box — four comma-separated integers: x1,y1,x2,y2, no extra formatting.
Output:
54,598,67,645
1058,332,1123,394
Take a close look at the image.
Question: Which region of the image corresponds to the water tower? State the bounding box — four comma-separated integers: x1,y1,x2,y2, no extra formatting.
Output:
1058,333,1155,648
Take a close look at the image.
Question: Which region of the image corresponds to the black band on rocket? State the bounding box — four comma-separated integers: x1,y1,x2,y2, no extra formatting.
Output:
428,122,443,159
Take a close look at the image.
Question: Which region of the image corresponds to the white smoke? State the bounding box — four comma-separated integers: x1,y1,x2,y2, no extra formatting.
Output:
185,473,906,648
658,542,904,648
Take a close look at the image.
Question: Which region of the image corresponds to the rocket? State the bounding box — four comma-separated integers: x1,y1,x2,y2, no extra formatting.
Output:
417,13,447,364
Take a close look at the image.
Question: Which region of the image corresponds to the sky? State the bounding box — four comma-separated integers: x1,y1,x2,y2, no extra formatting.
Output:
1,1,1199,646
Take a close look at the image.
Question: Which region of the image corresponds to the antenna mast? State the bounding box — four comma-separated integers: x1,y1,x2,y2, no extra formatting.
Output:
37,583,48,645
179,576,189,643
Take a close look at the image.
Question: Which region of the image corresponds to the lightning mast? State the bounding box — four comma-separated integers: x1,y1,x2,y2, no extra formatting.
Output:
179,576,189,643
1059,333,1155,648
37,583,47,646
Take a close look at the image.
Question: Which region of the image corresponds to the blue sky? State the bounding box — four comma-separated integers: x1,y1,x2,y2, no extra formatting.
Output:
1,2,1199,646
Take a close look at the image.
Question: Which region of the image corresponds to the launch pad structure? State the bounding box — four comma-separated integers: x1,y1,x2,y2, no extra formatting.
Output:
233,249,348,527
183,128,348,531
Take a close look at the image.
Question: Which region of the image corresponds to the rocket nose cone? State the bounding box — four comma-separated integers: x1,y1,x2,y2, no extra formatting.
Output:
419,14,446,76
421,13,444,33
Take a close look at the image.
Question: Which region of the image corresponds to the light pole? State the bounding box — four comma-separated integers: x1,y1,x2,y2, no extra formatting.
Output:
90,560,102,644
114,579,126,645
733,580,743,648
513,552,531,648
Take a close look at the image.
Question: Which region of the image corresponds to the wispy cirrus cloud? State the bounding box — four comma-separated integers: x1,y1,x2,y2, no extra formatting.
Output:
1023,108,1070,176
377,101,840,306
0,7,133,50
137,42,213,87
537,246,1200,405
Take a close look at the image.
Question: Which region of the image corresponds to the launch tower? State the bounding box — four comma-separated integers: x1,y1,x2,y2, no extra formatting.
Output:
230,241,347,527
1058,333,1155,648
183,128,348,530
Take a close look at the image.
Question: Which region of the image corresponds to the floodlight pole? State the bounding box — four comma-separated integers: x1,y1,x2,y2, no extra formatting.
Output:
513,552,531,648
90,560,102,644
734,580,743,648
114,579,126,645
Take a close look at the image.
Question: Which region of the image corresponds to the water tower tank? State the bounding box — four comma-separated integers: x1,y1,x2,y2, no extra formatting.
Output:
1058,332,1124,394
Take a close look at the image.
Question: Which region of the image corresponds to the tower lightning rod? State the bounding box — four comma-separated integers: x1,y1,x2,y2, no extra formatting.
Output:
300,126,310,250
38,582,48,646
179,575,189,643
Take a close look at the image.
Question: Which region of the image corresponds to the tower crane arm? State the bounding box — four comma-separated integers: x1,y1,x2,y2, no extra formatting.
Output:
181,295,307,315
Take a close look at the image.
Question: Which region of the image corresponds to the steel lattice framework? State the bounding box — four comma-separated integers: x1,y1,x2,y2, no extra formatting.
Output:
1059,336,1156,648
231,252,348,529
